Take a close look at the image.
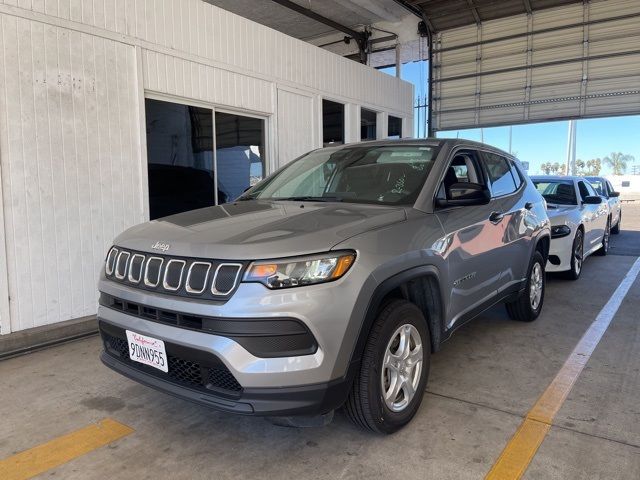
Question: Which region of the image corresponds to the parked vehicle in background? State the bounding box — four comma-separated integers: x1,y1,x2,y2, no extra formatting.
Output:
531,176,610,280
98,139,551,434
586,176,622,234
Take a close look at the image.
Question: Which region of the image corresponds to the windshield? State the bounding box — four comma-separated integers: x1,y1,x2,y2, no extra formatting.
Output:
533,180,577,205
587,178,604,195
240,144,441,205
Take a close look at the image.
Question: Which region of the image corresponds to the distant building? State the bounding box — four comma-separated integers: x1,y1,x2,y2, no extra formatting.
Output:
607,175,640,201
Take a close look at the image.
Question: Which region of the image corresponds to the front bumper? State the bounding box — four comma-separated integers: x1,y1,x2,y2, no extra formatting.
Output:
546,232,574,272
100,343,349,416
97,265,372,414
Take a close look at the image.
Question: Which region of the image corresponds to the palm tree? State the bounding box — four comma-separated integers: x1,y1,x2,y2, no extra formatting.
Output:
604,152,634,175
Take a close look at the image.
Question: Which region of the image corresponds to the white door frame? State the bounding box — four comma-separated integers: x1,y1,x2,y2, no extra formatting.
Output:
0,151,11,335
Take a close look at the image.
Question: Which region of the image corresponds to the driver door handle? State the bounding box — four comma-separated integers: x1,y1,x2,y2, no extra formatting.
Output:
489,211,504,224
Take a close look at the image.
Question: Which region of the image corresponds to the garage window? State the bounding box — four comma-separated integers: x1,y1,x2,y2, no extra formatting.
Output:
361,108,377,141
322,99,344,146
388,116,402,139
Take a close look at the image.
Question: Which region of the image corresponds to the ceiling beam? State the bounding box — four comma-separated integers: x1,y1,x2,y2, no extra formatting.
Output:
465,0,482,24
268,0,366,43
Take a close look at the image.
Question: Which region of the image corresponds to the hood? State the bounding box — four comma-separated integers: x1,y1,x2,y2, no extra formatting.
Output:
545,204,576,224
114,201,407,260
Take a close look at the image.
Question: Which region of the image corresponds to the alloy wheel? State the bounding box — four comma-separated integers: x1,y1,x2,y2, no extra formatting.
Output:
529,262,543,310
574,231,583,275
381,324,423,413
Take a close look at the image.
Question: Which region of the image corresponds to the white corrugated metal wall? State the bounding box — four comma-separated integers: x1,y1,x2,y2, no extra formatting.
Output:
432,0,640,131
0,0,414,334
276,88,316,166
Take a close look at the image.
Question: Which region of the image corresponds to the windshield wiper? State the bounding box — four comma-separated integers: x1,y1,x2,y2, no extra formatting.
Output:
275,196,343,202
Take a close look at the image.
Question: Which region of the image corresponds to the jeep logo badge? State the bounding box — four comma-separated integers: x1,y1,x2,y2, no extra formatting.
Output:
151,241,170,252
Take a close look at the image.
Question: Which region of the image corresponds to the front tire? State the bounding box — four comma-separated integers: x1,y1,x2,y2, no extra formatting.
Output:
563,229,583,281
344,299,430,434
505,250,545,322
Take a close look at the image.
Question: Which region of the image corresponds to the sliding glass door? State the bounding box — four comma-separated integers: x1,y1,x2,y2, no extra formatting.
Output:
145,98,266,219
215,112,265,204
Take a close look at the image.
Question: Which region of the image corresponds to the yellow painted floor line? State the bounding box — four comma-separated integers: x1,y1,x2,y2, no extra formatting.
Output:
0,418,134,480
486,257,640,480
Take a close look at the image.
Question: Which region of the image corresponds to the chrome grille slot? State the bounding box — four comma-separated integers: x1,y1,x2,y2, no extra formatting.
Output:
128,254,145,283
115,251,130,280
105,248,118,275
186,262,211,294
212,263,243,295
105,248,245,300
163,259,186,291
144,257,164,287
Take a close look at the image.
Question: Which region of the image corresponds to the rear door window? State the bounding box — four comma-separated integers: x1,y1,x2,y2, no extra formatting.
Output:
509,162,523,189
482,152,518,197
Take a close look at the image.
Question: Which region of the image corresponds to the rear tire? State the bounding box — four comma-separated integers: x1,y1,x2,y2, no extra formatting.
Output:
595,218,610,256
505,251,545,322
563,229,583,281
344,299,430,434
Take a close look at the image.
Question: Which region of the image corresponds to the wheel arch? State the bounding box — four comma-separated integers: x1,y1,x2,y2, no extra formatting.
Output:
351,266,445,368
535,233,551,263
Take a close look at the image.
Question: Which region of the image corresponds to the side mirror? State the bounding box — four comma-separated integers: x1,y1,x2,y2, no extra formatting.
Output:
609,191,620,198
437,182,491,207
583,195,603,205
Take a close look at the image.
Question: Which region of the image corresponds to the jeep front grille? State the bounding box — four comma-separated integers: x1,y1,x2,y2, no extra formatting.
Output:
105,247,245,300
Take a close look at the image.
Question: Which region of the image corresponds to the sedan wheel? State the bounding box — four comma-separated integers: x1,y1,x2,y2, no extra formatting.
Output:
565,229,583,280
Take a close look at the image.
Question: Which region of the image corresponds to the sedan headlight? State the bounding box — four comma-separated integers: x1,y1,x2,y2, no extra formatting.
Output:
244,251,356,289
551,225,571,238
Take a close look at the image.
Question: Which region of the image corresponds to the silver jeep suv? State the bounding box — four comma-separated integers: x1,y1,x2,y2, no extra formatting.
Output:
99,139,550,433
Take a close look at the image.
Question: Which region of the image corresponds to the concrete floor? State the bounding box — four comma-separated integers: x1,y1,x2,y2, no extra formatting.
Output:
2,206,640,479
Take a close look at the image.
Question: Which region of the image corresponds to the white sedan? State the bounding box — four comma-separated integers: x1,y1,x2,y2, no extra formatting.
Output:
531,176,611,280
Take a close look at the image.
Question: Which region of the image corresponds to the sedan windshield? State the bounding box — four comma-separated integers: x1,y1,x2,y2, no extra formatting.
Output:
240,144,441,206
586,178,604,196
533,180,577,205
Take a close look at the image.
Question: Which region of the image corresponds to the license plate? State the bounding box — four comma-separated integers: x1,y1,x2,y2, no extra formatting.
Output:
126,330,168,373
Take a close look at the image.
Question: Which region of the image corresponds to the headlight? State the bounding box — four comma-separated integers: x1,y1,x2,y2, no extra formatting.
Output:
551,225,571,238
244,251,356,289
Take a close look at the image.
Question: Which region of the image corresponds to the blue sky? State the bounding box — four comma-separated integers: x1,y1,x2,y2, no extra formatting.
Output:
381,62,640,175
